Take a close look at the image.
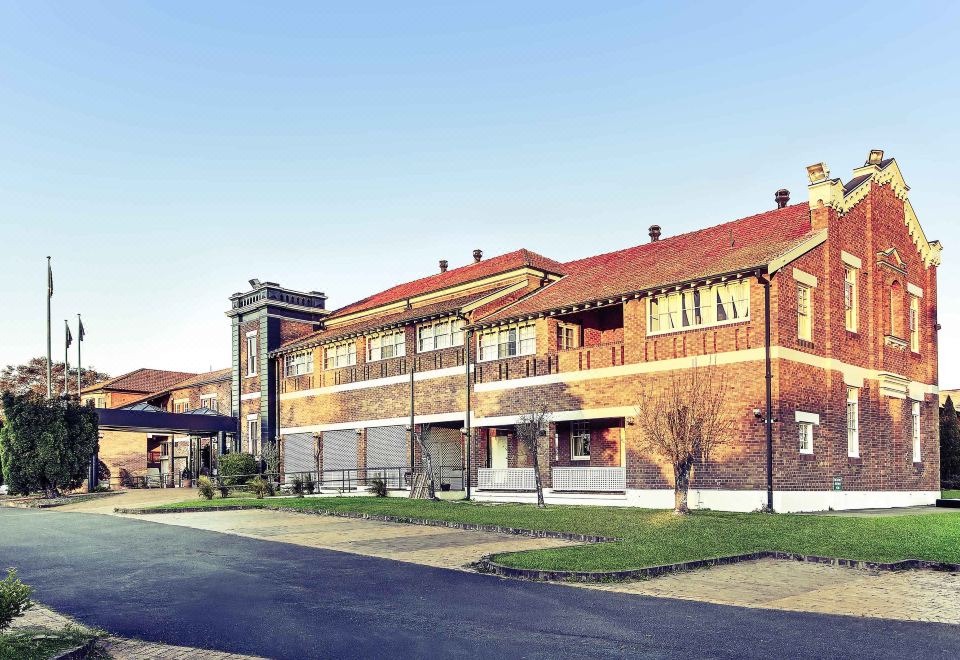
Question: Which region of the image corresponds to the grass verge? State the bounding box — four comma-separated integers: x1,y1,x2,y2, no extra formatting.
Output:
147,496,960,573
0,625,103,660
943,489,960,499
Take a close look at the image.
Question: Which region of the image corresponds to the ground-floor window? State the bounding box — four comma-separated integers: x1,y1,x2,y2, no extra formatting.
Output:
571,421,591,460
912,401,921,462
846,387,859,457
247,415,260,455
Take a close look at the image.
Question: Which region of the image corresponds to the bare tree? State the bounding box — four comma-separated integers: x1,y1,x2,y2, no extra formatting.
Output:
409,423,439,500
515,404,552,508
634,362,733,514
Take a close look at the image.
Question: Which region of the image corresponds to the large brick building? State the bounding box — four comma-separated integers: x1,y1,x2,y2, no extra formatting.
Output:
250,150,941,512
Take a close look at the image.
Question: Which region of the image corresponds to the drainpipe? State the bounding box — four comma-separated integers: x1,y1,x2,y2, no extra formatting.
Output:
464,325,473,500
409,359,415,475
759,272,775,512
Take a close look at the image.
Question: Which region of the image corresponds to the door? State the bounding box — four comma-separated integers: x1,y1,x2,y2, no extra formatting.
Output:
490,434,508,469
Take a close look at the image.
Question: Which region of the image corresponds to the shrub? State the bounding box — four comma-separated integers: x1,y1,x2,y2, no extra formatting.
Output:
218,485,229,499
0,568,33,631
370,477,388,498
303,474,315,495
291,475,304,497
249,476,268,499
197,476,215,500
218,453,257,486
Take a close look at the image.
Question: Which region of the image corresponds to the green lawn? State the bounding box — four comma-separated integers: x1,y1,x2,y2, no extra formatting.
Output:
943,489,960,499
0,625,102,660
148,496,960,573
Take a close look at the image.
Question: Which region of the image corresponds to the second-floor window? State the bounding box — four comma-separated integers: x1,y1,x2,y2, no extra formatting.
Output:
478,323,535,361
557,322,579,350
285,352,314,377
797,285,812,341
844,266,858,332
173,399,190,414
368,330,406,361
246,333,258,376
910,296,920,352
199,394,218,412
417,318,465,352
324,341,357,369
648,280,750,334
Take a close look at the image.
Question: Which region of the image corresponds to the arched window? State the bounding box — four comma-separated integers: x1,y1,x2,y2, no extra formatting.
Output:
890,280,904,338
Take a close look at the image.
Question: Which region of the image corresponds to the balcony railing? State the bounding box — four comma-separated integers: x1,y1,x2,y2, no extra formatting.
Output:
552,466,626,492
477,467,536,491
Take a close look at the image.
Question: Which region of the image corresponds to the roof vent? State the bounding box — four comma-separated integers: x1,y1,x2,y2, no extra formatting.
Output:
439,259,449,273
472,249,483,263
648,225,661,242
867,149,884,166
775,189,790,209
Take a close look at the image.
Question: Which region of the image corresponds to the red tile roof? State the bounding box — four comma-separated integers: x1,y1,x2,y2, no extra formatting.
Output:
477,203,816,325
328,249,566,318
119,368,231,407
81,368,199,395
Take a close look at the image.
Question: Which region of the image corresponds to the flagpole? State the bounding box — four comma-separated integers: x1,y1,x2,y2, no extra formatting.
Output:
77,314,82,395
46,257,52,399
64,320,69,398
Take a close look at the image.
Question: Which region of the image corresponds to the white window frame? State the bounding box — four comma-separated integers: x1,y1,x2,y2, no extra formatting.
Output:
367,329,406,362
909,296,920,353
246,414,259,454
284,352,314,377
798,421,814,455
571,421,591,460
647,280,750,336
912,401,921,462
417,317,465,353
557,322,579,351
797,285,812,341
478,323,536,362
173,398,190,414
199,394,218,412
844,266,858,332
246,332,258,376
846,387,859,458
324,340,357,370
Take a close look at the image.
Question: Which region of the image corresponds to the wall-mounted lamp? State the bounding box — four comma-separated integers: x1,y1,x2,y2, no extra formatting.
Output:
753,408,762,420
625,416,636,426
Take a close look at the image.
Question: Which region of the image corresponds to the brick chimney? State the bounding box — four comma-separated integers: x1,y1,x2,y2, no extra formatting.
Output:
439,259,448,273
648,225,661,242
806,161,842,231
472,249,483,263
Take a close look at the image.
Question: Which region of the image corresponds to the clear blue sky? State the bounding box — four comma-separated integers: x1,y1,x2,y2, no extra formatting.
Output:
1,2,958,384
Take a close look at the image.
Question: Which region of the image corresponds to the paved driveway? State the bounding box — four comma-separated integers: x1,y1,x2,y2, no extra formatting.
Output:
2,508,959,660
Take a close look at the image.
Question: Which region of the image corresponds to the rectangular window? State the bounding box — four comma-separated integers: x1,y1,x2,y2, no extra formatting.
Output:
284,352,313,377
912,402,921,462
478,323,536,361
246,333,258,376
367,330,405,362
648,280,749,335
798,422,814,454
844,266,858,332
199,394,218,412
797,285,812,341
324,341,357,369
417,317,465,353
173,399,190,414
571,421,591,460
557,323,579,351
846,387,859,458
247,416,259,454
910,296,920,352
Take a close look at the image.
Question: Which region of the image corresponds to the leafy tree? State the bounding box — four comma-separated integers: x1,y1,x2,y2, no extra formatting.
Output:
515,404,552,508
0,357,109,398
940,397,960,486
634,362,734,514
0,393,99,498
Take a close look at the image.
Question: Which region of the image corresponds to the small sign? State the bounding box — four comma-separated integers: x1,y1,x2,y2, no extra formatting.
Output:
833,476,842,491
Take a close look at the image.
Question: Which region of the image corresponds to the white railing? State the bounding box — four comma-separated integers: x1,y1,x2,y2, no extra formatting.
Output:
477,468,536,491
552,467,626,492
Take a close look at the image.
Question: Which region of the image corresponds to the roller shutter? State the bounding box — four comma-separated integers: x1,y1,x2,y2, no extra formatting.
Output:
322,429,358,485
425,427,463,490
282,433,316,481
366,425,408,488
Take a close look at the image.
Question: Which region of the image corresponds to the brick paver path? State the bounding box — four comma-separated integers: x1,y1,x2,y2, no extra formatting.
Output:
129,508,574,569
586,558,960,624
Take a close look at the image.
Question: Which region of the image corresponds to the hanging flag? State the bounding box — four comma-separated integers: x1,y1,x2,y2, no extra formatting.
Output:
65,321,73,349
48,260,54,298
78,317,86,342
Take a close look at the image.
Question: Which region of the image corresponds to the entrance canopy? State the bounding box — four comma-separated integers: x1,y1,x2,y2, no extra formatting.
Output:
96,407,237,435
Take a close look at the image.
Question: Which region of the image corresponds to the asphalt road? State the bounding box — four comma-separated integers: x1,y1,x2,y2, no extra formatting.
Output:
1,508,958,659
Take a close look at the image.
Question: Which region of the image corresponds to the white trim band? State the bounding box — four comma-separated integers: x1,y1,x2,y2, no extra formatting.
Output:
240,391,261,401
792,268,818,288
907,282,924,298
795,410,820,425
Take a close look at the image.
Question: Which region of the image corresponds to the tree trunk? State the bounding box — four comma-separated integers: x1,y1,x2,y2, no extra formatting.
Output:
673,462,690,514
532,438,545,508
414,429,439,500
